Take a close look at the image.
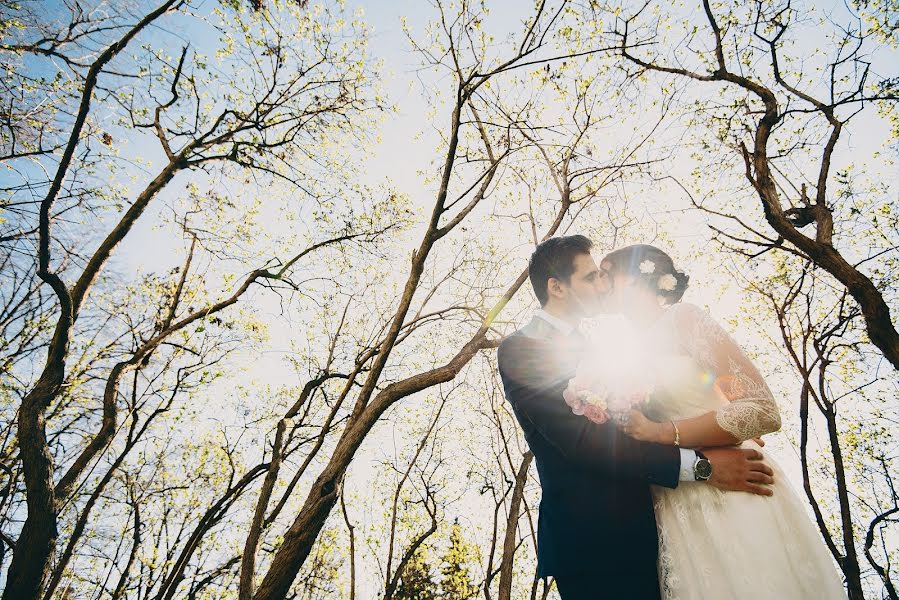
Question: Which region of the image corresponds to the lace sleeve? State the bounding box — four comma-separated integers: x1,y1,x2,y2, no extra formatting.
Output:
671,303,781,441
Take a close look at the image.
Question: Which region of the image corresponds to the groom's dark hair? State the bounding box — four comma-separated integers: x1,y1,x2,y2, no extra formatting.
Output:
528,235,594,306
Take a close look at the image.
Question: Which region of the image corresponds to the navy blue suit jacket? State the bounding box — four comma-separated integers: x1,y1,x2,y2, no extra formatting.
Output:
496,316,681,579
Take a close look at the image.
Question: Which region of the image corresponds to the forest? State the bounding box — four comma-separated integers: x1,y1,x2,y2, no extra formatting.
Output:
0,0,897,598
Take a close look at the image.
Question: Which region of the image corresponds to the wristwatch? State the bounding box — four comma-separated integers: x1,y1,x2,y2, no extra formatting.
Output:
693,450,713,481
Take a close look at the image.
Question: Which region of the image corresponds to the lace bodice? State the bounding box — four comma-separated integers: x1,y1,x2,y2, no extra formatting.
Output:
649,302,781,442
644,304,844,600
648,304,845,599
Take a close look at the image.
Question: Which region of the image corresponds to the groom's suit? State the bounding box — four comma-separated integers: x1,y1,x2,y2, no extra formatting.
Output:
497,315,682,599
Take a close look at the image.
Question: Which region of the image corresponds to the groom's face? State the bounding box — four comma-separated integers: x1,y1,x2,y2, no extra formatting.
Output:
557,252,609,317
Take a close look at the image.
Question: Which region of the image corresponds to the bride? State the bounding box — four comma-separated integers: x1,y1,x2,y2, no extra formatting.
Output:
594,244,846,600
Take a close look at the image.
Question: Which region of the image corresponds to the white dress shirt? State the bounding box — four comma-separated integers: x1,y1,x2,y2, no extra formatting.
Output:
534,308,577,335
533,308,697,481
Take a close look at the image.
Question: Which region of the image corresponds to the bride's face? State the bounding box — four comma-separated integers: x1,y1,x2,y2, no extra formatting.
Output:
600,259,655,313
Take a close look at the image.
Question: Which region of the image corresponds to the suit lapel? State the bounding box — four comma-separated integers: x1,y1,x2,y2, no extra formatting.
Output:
518,316,582,383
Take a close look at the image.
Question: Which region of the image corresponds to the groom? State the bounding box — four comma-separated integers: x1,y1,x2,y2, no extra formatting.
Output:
497,235,775,600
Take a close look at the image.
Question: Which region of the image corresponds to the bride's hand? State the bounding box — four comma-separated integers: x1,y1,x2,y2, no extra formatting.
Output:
617,409,667,443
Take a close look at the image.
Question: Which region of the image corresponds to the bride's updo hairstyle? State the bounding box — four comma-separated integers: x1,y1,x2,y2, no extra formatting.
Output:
602,244,690,305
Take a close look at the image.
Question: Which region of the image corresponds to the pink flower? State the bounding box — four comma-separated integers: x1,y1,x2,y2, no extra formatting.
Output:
564,376,650,426
562,386,586,415
607,391,649,413
563,379,611,425
582,403,609,424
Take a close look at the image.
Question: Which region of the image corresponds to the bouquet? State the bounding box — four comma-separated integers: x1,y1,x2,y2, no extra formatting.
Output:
562,319,656,425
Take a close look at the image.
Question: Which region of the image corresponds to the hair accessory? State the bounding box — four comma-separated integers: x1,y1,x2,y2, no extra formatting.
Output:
639,260,656,274
658,273,677,291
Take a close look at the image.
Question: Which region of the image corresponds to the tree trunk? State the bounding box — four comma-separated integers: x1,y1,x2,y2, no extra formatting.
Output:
252,334,493,600
824,411,864,599
3,374,62,600
498,452,533,600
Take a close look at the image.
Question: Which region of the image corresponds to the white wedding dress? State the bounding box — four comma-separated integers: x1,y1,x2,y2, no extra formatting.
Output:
640,302,847,600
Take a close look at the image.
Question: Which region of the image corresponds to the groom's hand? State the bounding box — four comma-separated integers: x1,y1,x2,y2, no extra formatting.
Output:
701,447,775,496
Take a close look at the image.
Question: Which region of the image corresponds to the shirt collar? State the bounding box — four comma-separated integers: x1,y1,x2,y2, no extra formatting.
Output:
534,308,578,336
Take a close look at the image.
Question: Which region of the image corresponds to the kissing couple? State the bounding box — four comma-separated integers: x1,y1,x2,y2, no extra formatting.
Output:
497,235,847,599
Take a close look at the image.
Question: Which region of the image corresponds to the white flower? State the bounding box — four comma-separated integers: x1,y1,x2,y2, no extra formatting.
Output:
657,273,677,291
578,389,608,410
639,260,656,274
